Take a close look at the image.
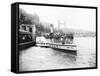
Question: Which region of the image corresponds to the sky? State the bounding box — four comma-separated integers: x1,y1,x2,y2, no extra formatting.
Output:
20,5,96,32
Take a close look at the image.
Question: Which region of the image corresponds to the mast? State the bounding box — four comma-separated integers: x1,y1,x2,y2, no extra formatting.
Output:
58,20,66,31
58,20,60,32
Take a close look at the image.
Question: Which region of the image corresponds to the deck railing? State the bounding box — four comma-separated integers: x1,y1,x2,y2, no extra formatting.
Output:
36,42,77,50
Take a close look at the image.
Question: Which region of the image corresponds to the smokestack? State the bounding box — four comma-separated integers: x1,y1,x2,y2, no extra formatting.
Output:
50,24,53,33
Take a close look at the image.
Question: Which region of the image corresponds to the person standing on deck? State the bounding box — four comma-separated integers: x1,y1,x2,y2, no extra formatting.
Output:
50,24,54,39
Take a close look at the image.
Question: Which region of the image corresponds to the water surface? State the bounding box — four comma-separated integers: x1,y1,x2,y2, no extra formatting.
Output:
19,37,96,71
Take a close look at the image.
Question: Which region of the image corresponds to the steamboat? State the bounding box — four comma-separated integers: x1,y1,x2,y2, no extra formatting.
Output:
36,21,77,54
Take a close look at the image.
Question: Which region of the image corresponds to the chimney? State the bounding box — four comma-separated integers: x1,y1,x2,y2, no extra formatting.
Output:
50,24,53,33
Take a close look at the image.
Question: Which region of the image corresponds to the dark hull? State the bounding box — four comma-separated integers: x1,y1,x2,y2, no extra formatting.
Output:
39,45,77,55
19,41,36,50
52,47,77,55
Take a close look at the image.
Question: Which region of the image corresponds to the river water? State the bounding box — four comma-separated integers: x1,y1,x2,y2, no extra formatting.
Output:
19,37,96,71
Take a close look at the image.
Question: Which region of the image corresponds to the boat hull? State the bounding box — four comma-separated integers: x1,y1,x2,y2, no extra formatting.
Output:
36,43,77,55
52,47,77,55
